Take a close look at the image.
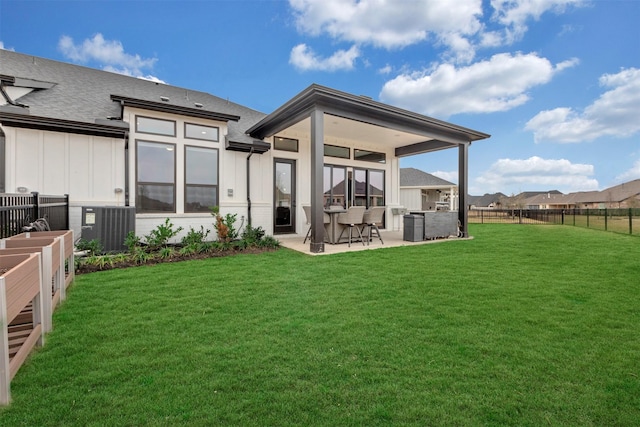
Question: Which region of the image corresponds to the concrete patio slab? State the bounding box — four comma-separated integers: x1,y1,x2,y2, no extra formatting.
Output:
277,230,472,255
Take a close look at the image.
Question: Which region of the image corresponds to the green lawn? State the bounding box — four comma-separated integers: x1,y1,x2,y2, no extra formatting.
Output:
1,225,638,426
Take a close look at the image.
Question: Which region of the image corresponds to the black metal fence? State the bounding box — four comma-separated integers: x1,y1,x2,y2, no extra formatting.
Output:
469,208,640,236
0,192,69,238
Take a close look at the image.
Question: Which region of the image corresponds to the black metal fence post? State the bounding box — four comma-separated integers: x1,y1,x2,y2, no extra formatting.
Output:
64,194,70,229
31,191,40,219
630,208,633,235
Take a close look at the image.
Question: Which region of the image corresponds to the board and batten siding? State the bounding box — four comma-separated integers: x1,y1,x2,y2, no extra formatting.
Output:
2,126,124,239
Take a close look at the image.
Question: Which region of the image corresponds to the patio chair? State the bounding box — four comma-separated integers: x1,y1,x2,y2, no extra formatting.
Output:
362,206,385,245
302,206,330,244
336,206,366,247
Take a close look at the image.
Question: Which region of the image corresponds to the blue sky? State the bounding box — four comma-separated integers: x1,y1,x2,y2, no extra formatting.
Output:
1,0,639,196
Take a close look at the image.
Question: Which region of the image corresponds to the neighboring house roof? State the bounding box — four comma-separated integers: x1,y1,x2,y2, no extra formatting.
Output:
601,179,640,202
468,193,506,207
517,190,562,199
0,50,267,148
520,180,640,207
400,167,455,187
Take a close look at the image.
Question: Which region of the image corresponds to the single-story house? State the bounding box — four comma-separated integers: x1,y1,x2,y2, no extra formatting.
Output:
467,193,507,209
400,167,458,211
0,49,490,253
522,180,640,209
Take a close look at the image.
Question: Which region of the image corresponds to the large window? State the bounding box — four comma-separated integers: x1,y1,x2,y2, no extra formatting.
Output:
136,141,176,213
185,146,218,212
323,165,346,208
185,123,219,142
136,116,176,136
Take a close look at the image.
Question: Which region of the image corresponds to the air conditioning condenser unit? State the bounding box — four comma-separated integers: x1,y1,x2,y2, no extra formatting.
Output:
81,206,136,253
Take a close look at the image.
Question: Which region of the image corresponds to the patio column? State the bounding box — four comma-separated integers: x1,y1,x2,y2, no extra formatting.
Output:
458,142,469,237
309,108,325,253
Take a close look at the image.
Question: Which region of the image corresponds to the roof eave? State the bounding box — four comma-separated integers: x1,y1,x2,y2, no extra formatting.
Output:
247,84,491,144
111,95,241,122
225,138,271,154
0,111,128,138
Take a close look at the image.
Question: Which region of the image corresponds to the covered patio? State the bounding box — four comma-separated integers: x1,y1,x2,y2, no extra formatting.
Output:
247,84,490,253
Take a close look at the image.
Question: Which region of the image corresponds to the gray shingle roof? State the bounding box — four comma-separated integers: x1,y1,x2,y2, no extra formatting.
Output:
514,180,640,206
467,193,506,207
0,50,265,144
400,167,455,187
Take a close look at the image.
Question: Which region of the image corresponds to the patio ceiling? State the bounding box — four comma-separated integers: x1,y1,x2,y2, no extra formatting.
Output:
274,115,429,151
246,84,490,156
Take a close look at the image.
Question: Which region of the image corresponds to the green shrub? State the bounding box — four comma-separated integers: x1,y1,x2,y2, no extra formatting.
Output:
145,218,183,250
211,207,238,242
181,226,210,246
241,224,266,245
158,247,175,260
258,236,280,248
76,238,103,256
124,231,141,253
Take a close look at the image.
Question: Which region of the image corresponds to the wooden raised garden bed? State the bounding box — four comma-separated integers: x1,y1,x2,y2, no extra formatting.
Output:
8,230,74,291
0,237,64,333
0,253,44,405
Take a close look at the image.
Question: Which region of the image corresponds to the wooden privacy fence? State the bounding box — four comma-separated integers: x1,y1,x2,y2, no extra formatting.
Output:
0,230,74,405
0,193,69,239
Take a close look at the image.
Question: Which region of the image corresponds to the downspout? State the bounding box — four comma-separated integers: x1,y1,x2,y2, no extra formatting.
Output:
119,100,130,206
246,147,254,225
124,130,130,206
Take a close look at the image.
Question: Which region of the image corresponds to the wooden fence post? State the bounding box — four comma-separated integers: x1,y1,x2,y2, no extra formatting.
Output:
0,277,10,405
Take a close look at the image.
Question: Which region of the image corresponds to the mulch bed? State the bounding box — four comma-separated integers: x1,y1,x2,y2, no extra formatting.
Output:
75,246,278,275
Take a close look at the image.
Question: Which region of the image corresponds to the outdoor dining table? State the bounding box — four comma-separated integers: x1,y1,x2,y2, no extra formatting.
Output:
324,208,347,244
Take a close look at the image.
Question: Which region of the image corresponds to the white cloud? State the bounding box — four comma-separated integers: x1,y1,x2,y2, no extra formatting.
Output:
289,43,360,71
0,41,15,51
378,64,393,75
525,67,640,142
431,170,459,184
474,156,598,194
288,0,585,64
289,0,483,62
380,52,578,118
58,34,164,82
615,159,640,182
490,0,586,44
290,0,482,48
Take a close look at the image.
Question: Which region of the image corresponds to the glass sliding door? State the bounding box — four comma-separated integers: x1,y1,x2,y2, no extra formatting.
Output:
368,169,385,207
353,169,367,206
274,159,296,234
353,168,385,208
323,165,346,208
